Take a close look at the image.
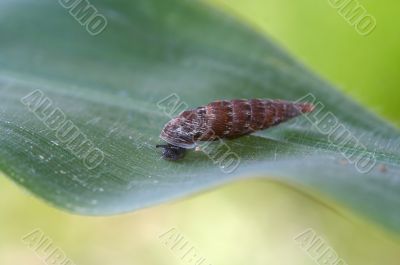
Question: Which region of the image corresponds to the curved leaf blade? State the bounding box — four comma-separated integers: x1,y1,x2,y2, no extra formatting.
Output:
0,0,399,232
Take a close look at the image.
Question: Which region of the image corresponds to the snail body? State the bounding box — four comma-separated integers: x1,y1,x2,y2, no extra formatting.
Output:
157,99,314,160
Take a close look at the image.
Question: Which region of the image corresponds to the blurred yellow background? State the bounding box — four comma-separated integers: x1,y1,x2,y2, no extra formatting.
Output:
1,0,399,264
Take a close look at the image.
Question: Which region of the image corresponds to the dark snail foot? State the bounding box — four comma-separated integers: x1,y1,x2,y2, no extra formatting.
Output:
156,144,187,161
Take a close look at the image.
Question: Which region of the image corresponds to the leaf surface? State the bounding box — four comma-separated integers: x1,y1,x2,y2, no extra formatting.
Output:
0,0,399,232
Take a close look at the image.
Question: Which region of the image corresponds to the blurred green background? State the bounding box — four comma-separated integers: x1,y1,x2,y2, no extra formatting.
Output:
1,0,399,264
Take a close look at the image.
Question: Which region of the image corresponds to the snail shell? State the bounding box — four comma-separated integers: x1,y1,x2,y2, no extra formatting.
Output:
160,99,314,149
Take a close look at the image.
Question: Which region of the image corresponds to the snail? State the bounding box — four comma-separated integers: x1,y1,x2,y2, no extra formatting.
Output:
157,99,314,160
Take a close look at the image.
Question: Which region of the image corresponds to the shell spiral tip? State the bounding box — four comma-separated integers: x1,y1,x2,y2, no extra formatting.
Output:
297,102,315,113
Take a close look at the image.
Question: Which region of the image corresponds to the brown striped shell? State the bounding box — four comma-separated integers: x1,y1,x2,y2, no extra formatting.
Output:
160,99,314,149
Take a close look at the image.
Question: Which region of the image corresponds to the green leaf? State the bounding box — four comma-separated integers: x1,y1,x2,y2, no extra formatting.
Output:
1,0,399,232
